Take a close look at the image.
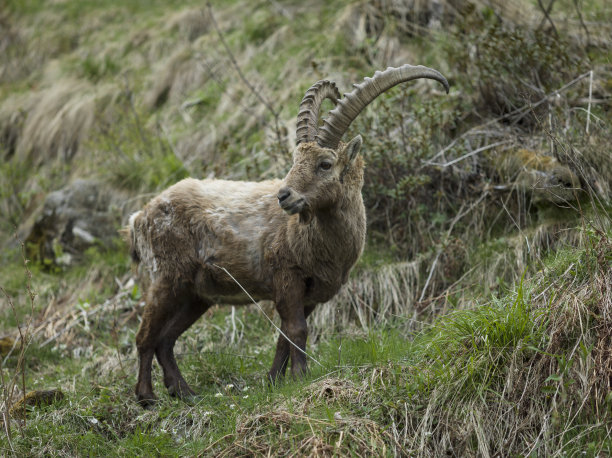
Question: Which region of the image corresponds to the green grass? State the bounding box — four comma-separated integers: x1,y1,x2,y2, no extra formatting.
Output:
1,0,611,455
4,0,209,17
1,226,610,455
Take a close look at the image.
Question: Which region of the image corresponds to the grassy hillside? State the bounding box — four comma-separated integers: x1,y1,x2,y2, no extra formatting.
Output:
1,0,611,455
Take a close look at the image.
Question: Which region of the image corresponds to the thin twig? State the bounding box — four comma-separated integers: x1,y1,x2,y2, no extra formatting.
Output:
572,0,591,47
212,264,323,368
0,339,14,452
425,140,512,167
586,70,593,134
0,239,37,434
428,72,592,164
511,71,591,125
536,0,558,37
195,55,261,121
418,252,440,303
19,241,36,430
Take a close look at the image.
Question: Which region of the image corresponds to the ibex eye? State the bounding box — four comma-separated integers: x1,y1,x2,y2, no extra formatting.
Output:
319,161,332,171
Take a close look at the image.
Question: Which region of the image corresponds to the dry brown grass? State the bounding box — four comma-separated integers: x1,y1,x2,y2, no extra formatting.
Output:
225,377,392,457
312,260,422,335
144,45,210,110
311,214,593,339
4,82,117,165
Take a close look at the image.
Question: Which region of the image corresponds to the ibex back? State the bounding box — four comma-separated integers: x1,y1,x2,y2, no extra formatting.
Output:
125,64,449,407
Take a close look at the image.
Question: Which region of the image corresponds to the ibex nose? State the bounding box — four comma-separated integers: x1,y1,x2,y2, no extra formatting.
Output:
278,187,291,203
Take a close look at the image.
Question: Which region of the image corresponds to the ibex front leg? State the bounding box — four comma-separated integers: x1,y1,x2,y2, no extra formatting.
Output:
268,304,315,382
268,274,310,381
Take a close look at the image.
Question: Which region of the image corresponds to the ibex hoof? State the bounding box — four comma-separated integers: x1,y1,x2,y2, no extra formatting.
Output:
266,372,285,386
136,394,157,409
167,383,196,400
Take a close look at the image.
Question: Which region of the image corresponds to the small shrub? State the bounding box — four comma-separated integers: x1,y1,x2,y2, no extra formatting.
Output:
449,10,582,127
350,85,466,258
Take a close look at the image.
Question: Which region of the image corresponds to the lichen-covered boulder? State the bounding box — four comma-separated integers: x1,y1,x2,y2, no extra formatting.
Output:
24,179,120,266
493,149,582,205
9,389,64,419
0,336,17,356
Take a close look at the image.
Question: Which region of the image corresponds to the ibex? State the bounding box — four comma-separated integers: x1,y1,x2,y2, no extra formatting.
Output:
126,64,449,406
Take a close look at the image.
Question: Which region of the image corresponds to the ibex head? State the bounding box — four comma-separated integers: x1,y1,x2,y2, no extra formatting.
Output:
278,64,449,223
278,136,364,224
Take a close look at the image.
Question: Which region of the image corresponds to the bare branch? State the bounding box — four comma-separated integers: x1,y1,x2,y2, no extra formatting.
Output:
536,0,559,38
205,2,286,151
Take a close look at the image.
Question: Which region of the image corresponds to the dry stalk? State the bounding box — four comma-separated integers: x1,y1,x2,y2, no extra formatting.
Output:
586,70,593,134
0,239,37,440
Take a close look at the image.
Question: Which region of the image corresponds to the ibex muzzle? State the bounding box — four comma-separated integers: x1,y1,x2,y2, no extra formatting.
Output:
277,186,305,215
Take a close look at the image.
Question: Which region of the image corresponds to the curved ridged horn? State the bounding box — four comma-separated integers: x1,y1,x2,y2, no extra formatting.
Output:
316,64,449,149
296,80,341,145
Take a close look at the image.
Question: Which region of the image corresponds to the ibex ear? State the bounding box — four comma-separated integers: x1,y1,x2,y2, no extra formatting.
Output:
346,135,362,163
339,135,362,183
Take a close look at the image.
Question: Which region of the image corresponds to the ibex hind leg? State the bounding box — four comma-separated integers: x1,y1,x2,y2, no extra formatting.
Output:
135,349,156,408
155,295,210,400
135,280,177,407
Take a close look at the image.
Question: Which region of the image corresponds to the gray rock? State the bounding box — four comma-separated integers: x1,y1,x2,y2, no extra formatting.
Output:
25,179,119,266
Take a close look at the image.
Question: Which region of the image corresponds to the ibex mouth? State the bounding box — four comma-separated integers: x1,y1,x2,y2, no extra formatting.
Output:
280,197,307,215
